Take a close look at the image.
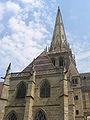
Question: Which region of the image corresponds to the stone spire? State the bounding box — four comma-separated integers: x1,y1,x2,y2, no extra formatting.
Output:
49,7,67,52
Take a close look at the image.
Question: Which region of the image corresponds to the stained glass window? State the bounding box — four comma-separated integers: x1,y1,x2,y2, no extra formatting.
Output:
16,82,26,99
34,110,46,120
40,81,50,98
8,113,17,120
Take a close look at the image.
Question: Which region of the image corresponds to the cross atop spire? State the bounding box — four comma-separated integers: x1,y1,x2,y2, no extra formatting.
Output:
49,7,67,53
58,6,60,12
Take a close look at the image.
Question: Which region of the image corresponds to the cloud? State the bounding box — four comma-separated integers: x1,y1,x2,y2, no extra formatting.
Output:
0,1,21,22
9,17,26,32
76,50,90,61
8,16,49,41
0,8,50,76
21,0,44,8
66,31,90,53
0,3,5,21
0,24,4,33
76,50,90,73
21,0,35,3
66,31,90,72
6,1,21,14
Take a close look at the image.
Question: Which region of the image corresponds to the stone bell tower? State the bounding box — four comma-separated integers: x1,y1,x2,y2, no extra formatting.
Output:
49,7,70,69
48,7,70,120
48,7,84,120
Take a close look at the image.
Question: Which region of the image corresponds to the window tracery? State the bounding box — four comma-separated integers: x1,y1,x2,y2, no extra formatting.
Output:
40,80,50,98
34,110,46,120
72,78,78,84
8,113,17,120
16,82,26,99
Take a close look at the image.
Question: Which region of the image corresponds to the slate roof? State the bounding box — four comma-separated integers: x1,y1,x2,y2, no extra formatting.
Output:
80,72,90,91
0,82,3,97
22,53,55,73
80,72,90,80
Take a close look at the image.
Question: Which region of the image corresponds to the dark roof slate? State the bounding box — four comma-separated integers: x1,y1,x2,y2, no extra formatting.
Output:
22,53,55,73
80,72,90,92
80,72,90,80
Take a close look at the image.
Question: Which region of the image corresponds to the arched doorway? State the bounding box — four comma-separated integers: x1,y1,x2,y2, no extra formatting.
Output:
34,110,46,120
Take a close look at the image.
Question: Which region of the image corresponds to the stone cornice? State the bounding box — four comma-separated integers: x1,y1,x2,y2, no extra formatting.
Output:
33,104,60,107
5,105,25,108
0,98,8,101
3,83,9,86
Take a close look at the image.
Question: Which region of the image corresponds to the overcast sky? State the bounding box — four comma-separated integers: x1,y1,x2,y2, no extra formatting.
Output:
0,0,90,82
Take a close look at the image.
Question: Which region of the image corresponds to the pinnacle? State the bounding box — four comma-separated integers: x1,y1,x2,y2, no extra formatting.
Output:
58,6,60,12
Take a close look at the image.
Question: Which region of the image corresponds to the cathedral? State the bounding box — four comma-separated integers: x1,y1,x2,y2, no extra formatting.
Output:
0,7,90,120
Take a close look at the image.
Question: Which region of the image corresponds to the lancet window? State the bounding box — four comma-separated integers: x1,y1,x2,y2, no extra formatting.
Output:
16,82,26,99
34,110,46,120
40,80,50,98
8,113,17,120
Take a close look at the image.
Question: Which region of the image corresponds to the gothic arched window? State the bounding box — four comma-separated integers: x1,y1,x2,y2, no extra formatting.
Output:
72,78,78,84
16,82,26,99
8,113,17,120
51,58,55,66
34,110,46,120
40,80,50,98
59,57,64,67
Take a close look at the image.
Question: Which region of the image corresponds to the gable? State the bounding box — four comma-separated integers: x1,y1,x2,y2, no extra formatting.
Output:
22,53,55,73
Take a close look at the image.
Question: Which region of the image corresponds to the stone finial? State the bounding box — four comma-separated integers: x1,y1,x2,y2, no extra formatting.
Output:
44,46,47,52
63,67,68,79
5,63,11,77
1,63,11,79
58,6,60,12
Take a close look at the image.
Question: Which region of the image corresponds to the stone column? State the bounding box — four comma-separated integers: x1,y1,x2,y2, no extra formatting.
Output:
68,73,75,120
24,68,36,120
1,64,11,120
63,72,69,120
59,71,69,120
68,89,75,120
